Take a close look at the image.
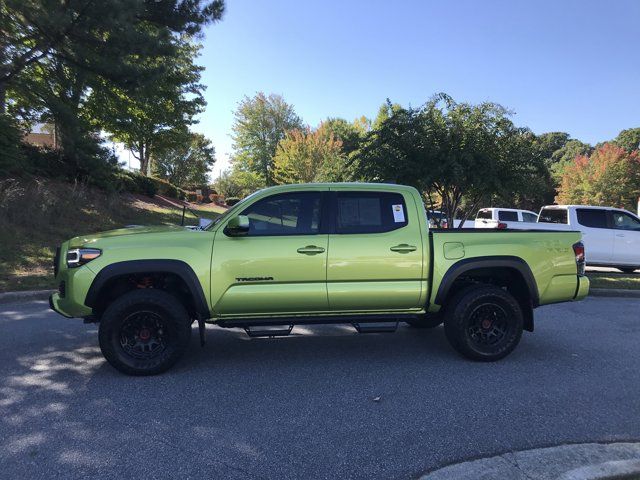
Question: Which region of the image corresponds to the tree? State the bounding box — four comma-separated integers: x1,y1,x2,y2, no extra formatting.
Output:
549,139,593,182
153,132,215,187
355,94,547,227
231,92,303,185
272,125,346,184
89,40,207,175
214,166,264,199
556,143,640,210
1,0,225,113
612,128,640,152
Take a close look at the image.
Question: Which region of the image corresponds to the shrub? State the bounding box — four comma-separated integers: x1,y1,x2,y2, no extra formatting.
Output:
225,197,241,206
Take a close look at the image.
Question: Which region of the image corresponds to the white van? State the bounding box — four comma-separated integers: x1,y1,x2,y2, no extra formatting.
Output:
537,205,640,273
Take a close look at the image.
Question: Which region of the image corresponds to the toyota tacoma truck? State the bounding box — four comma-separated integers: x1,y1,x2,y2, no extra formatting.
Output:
50,183,589,375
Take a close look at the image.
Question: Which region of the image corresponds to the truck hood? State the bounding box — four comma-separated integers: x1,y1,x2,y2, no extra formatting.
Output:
70,225,187,245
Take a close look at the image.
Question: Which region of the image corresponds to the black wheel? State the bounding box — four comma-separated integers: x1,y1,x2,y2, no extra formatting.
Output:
444,285,523,361
98,289,192,375
617,267,638,274
405,314,443,329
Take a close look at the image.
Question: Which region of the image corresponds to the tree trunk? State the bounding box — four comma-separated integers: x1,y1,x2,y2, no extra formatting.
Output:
0,81,6,114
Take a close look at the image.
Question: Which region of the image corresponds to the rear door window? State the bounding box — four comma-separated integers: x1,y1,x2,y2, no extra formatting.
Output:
522,212,538,222
335,191,408,234
576,209,608,229
498,211,518,222
538,208,568,224
476,210,492,220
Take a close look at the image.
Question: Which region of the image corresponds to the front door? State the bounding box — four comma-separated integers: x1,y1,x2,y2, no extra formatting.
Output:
610,210,640,266
326,189,424,312
213,190,329,316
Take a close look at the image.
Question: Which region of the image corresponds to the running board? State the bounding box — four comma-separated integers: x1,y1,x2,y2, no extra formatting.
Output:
244,325,294,338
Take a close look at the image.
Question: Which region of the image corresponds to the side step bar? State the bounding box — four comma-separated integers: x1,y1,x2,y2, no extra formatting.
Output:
352,322,398,333
244,325,294,338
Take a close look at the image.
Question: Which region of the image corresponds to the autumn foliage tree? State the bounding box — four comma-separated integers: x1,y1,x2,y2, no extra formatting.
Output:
556,143,640,210
272,124,347,184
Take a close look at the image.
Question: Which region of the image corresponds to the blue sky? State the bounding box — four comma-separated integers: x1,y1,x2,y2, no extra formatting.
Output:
190,0,640,178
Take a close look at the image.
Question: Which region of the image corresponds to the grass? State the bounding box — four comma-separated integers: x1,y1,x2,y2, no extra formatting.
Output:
586,271,640,290
0,177,223,292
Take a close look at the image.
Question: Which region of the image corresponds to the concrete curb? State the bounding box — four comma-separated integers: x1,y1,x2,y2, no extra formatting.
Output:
590,288,640,298
0,289,55,304
421,442,640,480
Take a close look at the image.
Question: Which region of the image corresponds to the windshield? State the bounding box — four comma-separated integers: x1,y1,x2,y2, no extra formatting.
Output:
205,190,262,230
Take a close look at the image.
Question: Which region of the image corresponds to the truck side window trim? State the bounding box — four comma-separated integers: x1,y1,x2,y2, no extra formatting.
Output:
331,191,409,234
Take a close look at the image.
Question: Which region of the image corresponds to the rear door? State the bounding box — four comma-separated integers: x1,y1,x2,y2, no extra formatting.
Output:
326,189,424,312
574,208,613,264
610,210,640,266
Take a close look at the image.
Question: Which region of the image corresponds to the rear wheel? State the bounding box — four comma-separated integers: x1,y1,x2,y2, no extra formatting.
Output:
98,289,192,375
617,267,638,274
444,285,523,361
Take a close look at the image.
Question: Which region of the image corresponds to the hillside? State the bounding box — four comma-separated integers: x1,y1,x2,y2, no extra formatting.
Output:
0,177,225,292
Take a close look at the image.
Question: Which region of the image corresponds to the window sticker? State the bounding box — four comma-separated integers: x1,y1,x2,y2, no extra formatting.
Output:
392,204,405,223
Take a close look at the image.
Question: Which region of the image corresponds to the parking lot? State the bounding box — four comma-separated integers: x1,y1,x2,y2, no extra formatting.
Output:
1,296,639,479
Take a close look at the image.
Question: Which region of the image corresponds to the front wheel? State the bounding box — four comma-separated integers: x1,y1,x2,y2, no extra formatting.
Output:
444,285,523,361
98,289,192,375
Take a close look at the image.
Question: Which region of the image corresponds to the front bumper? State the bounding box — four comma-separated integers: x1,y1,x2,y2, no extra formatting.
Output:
49,258,96,318
575,274,590,301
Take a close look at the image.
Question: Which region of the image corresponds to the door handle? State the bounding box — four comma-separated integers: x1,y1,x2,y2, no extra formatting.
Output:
297,245,326,255
615,233,625,237
390,244,417,253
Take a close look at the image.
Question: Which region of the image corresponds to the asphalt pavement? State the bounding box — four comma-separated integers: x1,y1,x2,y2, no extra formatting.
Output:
0,297,639,479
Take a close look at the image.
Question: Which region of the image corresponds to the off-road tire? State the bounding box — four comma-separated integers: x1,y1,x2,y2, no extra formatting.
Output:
99,289,192,375
444,285,523,361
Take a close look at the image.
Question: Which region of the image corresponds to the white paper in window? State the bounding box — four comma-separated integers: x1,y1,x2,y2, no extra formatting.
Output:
392,204,405,223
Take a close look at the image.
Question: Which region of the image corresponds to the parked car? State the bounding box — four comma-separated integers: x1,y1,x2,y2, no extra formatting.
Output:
537,205,640,273
50,183,589,375
475,208,539,229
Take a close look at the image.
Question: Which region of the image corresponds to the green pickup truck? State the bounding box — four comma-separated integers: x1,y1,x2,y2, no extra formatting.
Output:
50,183,589,375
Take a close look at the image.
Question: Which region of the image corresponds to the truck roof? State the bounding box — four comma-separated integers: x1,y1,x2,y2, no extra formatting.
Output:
254,182,417,194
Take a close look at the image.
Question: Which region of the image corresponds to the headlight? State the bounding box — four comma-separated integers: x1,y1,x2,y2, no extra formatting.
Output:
66,248,101,268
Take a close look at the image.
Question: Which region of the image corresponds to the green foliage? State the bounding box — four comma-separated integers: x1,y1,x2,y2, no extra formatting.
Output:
231,92,303,185
225,197,240,206
612,128,640,152
557,144,640,211
354,94,548,226
214,167,265,199
153,132,215,188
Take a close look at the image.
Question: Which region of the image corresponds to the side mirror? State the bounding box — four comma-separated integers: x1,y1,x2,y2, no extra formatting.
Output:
225,215,250,236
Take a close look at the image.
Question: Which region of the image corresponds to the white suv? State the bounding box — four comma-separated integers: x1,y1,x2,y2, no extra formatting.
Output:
537,205,640,273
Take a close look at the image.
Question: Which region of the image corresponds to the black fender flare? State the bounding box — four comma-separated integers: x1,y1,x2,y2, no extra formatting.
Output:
434,256,540,308
85,259,210,317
